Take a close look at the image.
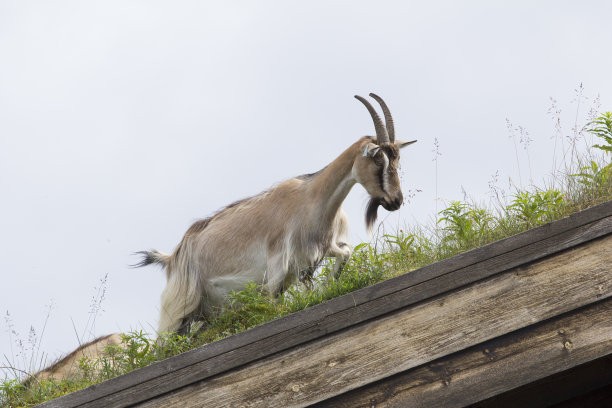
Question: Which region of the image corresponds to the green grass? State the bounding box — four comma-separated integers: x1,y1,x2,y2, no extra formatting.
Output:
2,111,612,408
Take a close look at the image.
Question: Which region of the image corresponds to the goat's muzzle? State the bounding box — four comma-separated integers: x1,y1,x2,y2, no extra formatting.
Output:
366,193,403,230
382,193,403,212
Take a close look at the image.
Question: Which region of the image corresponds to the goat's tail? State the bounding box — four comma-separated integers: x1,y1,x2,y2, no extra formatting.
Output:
132,249,171,268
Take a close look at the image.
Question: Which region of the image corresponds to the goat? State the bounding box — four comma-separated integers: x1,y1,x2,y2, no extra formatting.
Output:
136,93,416,335
24,333,123,386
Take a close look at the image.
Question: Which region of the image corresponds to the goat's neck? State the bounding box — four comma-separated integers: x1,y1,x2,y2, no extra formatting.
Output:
308,139,364,225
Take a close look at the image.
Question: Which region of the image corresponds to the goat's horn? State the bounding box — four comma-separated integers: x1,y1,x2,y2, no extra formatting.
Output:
354,95,390,145
368,93,395,143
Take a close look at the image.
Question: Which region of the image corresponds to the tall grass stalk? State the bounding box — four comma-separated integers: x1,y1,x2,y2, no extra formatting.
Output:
432,137,442,239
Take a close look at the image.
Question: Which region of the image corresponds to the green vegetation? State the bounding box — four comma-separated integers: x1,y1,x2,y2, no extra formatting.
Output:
2,111,612,408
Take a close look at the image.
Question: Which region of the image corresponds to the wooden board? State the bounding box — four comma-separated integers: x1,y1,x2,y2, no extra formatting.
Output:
40,201,612,408
318,300,612,408
139,234,612,407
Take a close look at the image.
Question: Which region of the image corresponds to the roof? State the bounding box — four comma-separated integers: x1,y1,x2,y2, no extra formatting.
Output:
42,200,612,407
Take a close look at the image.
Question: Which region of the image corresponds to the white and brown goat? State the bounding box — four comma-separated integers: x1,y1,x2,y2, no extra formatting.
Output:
23,333,123,386
136,93,416,335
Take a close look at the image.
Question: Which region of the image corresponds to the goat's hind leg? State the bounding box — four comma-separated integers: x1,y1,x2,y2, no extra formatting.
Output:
157,270,202,336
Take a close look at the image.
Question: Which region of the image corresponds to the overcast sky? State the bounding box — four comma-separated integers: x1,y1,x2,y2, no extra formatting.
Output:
1,1,611,377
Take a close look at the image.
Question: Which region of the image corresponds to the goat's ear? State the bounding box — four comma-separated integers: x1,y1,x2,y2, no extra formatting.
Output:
395,140,417,149
362,143,381,157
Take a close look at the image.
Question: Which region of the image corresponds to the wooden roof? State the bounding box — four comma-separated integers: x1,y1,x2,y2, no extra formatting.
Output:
42,200,612,407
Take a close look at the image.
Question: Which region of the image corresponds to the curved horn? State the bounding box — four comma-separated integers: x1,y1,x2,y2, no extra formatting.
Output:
354,95,390,145
369,93,395,143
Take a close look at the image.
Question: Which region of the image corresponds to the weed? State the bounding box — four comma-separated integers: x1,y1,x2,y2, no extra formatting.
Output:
438,201,495,249
587,112,612,155
508,189,565,227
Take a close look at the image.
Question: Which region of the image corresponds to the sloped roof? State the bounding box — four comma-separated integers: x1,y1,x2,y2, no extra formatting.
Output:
42,200,612,407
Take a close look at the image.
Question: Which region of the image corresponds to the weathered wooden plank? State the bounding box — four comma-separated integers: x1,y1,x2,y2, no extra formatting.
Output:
41,204,612,408
317,299,612,408
138,234,612,408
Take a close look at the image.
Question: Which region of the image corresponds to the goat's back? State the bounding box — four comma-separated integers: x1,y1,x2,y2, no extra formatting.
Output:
32,333,123,383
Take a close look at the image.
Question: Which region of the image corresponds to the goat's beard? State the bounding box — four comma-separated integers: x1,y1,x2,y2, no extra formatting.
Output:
366,198,382,231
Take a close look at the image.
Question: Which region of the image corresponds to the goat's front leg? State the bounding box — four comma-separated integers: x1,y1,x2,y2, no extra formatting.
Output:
327,241,352,279
299,264,319,291
264,252,291,297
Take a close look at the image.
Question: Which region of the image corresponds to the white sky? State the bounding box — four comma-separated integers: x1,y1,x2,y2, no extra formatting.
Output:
1,1,611,376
